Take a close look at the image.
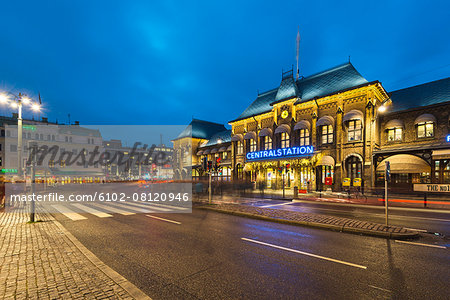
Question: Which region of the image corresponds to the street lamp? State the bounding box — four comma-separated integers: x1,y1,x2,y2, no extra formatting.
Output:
0,91,41,178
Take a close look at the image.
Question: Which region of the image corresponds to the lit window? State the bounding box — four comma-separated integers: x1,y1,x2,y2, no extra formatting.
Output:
264,136,272,150
417,122,434,138
222,151,228,160
387,128,402,142
347,120,362,142
281,132,290,148
299,129,309,146
249,139,256,152
237,141,243,155
321,125,333,144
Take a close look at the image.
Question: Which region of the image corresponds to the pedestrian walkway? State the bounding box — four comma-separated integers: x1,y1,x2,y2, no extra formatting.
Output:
6,201,191,221
0,212,150,299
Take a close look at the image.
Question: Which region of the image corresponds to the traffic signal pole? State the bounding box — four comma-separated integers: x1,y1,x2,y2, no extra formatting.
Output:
385,161,390,226
208,171,212,205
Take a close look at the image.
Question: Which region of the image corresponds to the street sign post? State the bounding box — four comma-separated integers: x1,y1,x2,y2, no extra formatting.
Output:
385,161,390,226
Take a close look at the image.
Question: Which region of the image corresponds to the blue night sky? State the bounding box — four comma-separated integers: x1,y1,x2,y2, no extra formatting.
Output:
0,0,449,128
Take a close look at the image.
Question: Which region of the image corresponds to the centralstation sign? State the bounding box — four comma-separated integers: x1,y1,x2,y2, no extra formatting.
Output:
246,146,314,161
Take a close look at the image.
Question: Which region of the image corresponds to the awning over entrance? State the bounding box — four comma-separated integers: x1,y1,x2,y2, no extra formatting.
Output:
274,124,290,134
432,149,450,160
211,148,219,154
196,150,203,156
317,155,335,166
203,149,211,155
293,120,311,131
343,110,364,123
259,128,273,137
218,146,227,152
244,131,256,140
414,113,436,125
376,154,431,173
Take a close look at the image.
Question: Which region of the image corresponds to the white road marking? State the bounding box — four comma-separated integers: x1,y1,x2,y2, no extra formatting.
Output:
146,215,181,225
241,238,367,269
394,240,447,249
52,204,88,221
89,202,135,215
72,204,113,218
403,227,427,232
151,202,190,211
113,201,153,213
368,285,392,293
116,201,170,212
260,202,293,208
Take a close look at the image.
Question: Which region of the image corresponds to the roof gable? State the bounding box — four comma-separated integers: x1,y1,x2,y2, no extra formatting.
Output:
174,119,227,141
230,63,368,122
200,130,232,147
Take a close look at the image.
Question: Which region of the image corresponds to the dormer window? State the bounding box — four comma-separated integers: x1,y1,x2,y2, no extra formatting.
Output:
417,122,434,138
387,128,402,142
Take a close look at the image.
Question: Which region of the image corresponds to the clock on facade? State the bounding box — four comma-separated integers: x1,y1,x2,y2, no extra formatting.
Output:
281,110,289,119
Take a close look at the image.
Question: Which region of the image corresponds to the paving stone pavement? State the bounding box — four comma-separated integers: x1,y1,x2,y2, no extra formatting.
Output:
0,211,149,300
200,203,419,238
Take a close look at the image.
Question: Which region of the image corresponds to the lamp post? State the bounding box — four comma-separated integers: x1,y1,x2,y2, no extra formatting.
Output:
0,92,41,178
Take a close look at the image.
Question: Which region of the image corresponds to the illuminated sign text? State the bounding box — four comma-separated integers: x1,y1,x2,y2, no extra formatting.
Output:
246,146,314,161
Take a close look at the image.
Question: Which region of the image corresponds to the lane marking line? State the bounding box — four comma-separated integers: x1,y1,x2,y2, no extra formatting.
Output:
89,202,135,216
146,215,181,225
113,201,153,213
72,204,113,218
261,202,293,208
403,227,427,232
368,285,392,293
394,240,447,249
52,204,88,221
241,238,367,269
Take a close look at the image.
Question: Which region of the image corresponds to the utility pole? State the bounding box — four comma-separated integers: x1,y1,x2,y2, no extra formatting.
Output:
282,168,285,199
209,170,212,204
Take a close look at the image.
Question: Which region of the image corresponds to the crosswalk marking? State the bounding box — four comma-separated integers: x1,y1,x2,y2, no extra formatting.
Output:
115,201,170,212
89,202,135,215
150,202,190,211
72,204,113,218
52,204,88,221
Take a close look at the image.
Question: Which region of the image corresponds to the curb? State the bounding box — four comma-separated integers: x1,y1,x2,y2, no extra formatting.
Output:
51,215,151,300
199,206,419,240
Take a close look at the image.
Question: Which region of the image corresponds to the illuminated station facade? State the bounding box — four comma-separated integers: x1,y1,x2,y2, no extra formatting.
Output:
174,63,450,192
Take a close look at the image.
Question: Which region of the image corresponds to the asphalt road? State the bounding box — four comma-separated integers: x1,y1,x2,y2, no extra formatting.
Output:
243,199,450,237
53,207,450,299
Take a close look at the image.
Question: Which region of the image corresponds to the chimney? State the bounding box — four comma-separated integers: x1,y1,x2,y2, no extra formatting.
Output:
74,121,80,125
42,117,48,123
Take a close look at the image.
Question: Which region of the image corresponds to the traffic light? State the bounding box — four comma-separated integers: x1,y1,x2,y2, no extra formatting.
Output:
215,157,221,170
207,160,212,171
285,163,290,171
202,157,207,170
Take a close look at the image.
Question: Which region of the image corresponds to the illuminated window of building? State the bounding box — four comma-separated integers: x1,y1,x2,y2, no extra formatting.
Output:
281,132,290,148
387,128,402,142
222,151,228,160
264,136,272,150
49,160,55,168
237,141,243,155
249,139,256,152
299,129,309,146
346,156,362,182
417,122,434,138
347,120,362,142
321,125,333,144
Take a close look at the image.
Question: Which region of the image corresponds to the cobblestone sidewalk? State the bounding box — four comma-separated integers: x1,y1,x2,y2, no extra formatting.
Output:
199,203,419,239
0,212,150,299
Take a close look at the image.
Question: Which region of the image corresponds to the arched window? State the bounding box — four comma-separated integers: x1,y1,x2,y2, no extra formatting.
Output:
321,125,333,144
281,132,290,148
417,122,434,138
347,120,362,142
346,156,362,183
264,136,272,150
299,129,309,146
387,128,402,142
236,164,243,179
236,141,243,155
249,139,256,152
